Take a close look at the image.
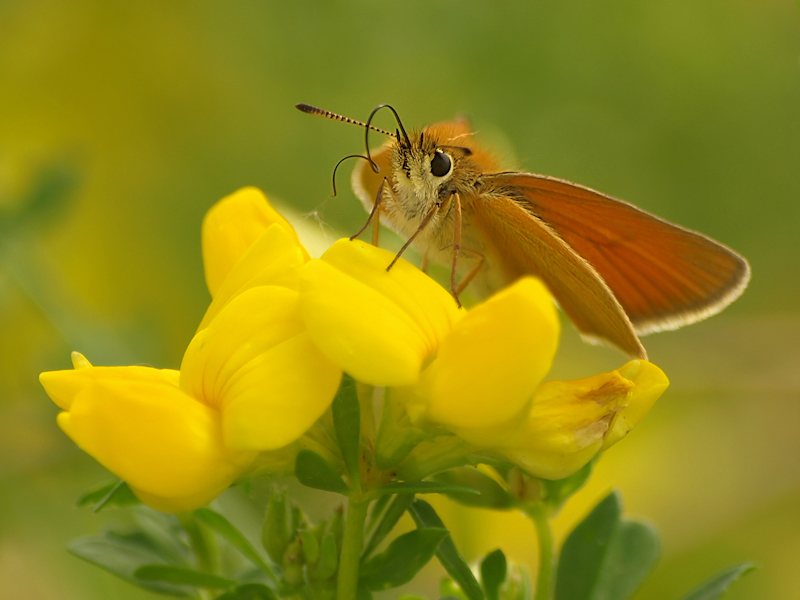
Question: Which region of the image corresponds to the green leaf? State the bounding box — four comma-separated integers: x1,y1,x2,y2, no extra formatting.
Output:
433,469,515,509
366,494,392,534
194,508,276,580
556,491,621,600
295,449,349,495
134,565,236,589
214,582,279,600
374,481,480,496
359,528,449,591
679,563,758,600
480,549,507,600
592,520,660,600
362,494,416,560
409,499,484,600
357,585,374,600
555,490,660,600
332,374,361,485
68,533,191,596
440,575,472,599
75,479,140,511
179,511,216,575
135,509,192,566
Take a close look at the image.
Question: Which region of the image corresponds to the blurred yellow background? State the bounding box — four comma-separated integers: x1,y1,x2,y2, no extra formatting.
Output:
2,1,799,598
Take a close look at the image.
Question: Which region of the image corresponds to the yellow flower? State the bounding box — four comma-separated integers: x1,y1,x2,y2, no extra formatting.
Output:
197,187,309,330
40,188,341,512
41,353,256,513
300,238,464,387
488,360,667,480
201,186,310,298
299,239,668,479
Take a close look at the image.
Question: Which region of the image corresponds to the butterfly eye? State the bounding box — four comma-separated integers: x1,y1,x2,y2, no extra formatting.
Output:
430,151,452,177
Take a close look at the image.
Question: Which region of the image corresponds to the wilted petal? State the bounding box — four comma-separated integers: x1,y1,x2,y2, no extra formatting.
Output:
602,360,669,450
300,239,461,386
494,360,668,480
202,187,309,297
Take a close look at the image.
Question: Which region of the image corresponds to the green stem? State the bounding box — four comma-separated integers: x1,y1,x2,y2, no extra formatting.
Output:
526,504,554,600
336,497,370,600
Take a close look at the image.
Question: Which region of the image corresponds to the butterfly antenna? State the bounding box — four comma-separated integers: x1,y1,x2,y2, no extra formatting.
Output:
330,154,375,196
363,104,411,168
296,103,393,174
296,104,395,137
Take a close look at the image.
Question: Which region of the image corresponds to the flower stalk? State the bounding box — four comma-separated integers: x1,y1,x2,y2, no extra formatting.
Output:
526,503,555,600
336,497,370,600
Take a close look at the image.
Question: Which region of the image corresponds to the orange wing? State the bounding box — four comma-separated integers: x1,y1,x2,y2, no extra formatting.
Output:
481,173,750,337
469,186,646,358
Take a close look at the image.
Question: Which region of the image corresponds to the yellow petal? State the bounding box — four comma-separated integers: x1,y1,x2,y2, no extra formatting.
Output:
51,366,255,511
300,239,461,386
221,332,342,450
601,360,669,450
183,287,305,403
130,486,233,515
182,286,341,450
197,224,307,331
423,278,559,429
40,363,179,411
202,187,309,297
71,351,92,369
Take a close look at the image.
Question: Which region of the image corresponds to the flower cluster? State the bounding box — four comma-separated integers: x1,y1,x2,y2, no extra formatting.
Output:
40,187,668,512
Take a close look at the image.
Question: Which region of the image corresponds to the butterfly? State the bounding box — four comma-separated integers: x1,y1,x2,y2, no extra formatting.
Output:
298,103,750,359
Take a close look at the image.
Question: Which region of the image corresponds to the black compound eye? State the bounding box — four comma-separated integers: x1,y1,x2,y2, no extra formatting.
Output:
430,151,452,177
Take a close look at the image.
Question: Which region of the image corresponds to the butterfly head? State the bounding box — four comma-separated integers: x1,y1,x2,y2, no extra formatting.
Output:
388,125,482,211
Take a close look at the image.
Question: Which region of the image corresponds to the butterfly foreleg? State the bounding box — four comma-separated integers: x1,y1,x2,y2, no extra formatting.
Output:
350,177,387,247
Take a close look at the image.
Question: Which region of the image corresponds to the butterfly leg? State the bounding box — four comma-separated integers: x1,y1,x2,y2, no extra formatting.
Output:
350,177,386,246
455,248,485,296
450,192,463,305
438,190,483,301
371,207,381,246
387,199,442,271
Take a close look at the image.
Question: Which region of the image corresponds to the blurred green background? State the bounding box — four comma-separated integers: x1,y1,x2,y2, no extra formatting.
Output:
2,0,799,598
